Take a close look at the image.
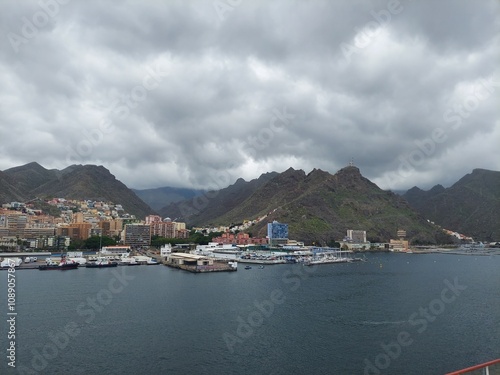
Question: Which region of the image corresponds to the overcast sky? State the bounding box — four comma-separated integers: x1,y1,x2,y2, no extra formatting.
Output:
0,0,498,191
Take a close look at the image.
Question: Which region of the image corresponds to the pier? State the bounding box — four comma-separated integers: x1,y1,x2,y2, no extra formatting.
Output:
163,261,237,273
163,253,238,273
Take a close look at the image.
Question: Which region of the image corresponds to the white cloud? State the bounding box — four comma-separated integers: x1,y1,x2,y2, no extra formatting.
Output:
0,0,498,191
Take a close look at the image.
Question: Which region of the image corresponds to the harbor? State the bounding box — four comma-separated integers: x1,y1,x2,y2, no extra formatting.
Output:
1,242,499,273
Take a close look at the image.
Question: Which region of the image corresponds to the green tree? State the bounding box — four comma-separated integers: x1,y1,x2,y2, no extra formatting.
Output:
68,238,84,250
84,236,116,250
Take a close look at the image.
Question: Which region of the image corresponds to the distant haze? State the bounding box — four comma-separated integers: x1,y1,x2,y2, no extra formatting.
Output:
0,0,498,190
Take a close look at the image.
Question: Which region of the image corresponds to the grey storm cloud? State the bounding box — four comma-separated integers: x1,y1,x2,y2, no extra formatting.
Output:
0,0,498,190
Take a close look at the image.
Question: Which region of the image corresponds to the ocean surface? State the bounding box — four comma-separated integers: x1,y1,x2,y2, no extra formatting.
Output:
1,253,499,375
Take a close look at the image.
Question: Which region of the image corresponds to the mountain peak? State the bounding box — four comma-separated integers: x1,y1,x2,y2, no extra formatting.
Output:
407,186,423,193
337,165,361,174
234,177,247,185
429,184,445,193
4,161,47,173
471,168,495,174
333,165,364,182
23,161,46,170
3,161,57,194
307,168,327,175
283,166,303,173
278,167,306,179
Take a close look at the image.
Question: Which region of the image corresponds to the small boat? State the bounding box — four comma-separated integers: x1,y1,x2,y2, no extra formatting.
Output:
128,258,140,266
85,257,118,268
39,255,79,270
259,265,265,269
245,265,252,269
146,258,160,265
303,256,353,266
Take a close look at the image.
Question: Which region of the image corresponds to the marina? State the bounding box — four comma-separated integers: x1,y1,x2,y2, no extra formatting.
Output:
2,243,499,273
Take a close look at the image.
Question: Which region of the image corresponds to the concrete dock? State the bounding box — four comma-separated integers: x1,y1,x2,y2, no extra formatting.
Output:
163,261,237,273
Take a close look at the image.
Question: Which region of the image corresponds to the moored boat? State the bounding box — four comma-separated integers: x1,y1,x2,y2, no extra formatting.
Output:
127,258,140,266
304,256,352,266
85,257,118,268
39,255,79,270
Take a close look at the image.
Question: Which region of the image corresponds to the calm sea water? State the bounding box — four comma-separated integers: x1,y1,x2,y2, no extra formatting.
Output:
1,253,499,375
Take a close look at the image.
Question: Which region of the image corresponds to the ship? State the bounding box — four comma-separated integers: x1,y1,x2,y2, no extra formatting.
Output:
85,257,118,268
39,255,79,270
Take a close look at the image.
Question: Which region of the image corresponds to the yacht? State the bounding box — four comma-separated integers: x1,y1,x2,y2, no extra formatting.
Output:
86,257,118,268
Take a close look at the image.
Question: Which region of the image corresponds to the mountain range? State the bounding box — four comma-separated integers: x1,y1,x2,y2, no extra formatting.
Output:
2,162,497,243
1,162,154,218
402,168,500,242
161,166,450,245
158,172,279,223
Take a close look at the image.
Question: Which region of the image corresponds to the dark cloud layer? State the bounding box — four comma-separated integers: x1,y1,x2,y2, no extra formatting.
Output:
1,0,498,190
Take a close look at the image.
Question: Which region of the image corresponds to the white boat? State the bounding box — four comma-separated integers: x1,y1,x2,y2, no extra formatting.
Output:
128,258,140,266
133,255,151,263
68,257,87,265
305,256,352,266
119,254,144,264
119,257,134,265
86,257,118,268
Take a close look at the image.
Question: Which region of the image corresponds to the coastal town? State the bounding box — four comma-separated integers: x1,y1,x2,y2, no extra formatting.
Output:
1,197,498,273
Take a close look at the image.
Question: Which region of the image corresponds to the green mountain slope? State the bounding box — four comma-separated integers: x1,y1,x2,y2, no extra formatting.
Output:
169,166,448,245
403,168,500,241
1,162,154,219
31,165,155,218
0,170,27,203
159,172,279,223
4,162,59,193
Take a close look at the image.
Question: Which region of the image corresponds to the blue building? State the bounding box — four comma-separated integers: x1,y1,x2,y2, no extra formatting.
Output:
267,221,289,243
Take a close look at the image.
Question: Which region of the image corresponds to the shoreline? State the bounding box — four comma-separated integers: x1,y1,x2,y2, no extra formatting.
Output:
2,249,499,272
